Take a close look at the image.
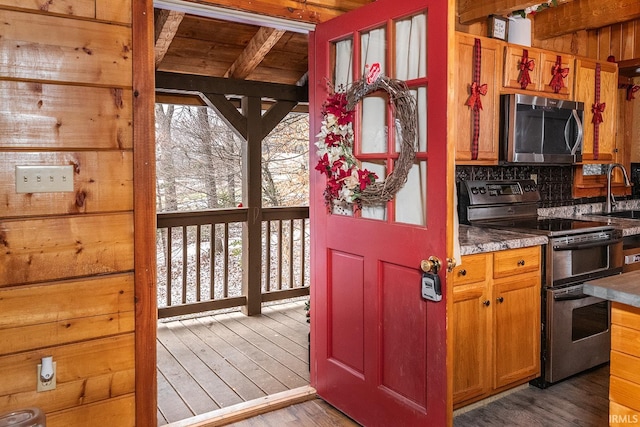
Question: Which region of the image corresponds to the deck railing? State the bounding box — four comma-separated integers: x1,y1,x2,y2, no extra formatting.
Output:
156,206,310,318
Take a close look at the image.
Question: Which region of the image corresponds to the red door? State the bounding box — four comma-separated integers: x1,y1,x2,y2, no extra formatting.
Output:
309,0,449,426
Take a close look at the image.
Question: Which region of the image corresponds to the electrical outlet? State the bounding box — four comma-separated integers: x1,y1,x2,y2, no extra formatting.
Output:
37,362,57,392
530,173,538,184
15,165,74,193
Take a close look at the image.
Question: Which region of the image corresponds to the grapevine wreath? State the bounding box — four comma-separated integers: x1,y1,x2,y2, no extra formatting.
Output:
315,66,418,211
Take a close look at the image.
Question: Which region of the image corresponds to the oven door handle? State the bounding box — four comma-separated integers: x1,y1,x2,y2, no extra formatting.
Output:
553,292,591,301
553,238,622,251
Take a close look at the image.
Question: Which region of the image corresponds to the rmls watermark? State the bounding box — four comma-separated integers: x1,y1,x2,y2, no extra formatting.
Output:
609,414,640,424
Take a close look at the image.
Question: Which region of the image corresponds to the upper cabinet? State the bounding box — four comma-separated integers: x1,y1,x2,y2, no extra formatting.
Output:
503,46,574,98
574,58,618,163
454,33,503,165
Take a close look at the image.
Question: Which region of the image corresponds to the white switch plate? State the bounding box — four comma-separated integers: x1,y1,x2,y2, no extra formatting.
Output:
16,165,74,193
37,361,57,392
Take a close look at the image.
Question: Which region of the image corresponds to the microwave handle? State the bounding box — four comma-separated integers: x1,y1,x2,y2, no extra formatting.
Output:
567,109,583,155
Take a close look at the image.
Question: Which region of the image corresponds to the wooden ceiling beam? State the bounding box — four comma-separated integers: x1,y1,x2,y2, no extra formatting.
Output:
457,0,541,24
154,9,185,67
179,0,373,24
225,27,286,79
534,0,640,40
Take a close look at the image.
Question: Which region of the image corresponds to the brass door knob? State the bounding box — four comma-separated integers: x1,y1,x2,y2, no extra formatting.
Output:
421,256,442,274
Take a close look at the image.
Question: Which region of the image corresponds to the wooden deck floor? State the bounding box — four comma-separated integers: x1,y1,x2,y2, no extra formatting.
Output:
157,300,310,426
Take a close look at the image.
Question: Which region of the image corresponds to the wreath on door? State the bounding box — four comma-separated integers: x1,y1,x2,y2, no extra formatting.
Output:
314,64,418,211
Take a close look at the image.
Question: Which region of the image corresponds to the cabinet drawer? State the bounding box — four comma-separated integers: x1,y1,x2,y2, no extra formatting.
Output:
493,247,540,279
612,303,640,332
452,254,487,286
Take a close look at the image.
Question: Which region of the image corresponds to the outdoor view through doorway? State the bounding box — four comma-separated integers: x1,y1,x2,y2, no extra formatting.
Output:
154,103,312,425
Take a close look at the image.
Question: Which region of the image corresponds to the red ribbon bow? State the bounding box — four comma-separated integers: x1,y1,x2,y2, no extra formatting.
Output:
627,85,640,101
549,57,569,93
592,102,606,124
518,50,535,89
466,81,487,111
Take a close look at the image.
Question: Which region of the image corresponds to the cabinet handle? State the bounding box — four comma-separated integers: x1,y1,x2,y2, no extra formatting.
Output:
497,296,504,303
458,269,467,276
483,300,490,307
517,259,525,266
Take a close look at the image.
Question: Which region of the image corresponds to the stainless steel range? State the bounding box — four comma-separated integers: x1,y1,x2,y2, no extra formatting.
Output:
458,179,623,386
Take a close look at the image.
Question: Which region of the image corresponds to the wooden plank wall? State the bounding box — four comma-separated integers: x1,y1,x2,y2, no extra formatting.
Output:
0,2,136,426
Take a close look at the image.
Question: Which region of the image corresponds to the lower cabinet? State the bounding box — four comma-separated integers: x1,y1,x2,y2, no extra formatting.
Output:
609,303,640,423
452,247,541,408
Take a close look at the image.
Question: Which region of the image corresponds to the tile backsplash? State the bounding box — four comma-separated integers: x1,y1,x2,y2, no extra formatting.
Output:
456,165,635,208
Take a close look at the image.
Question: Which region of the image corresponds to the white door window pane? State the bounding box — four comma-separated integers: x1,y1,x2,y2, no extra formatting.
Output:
361,27,386,77
395,161,427,225
361,94,388,153
395,14,427,80
334,39,354,91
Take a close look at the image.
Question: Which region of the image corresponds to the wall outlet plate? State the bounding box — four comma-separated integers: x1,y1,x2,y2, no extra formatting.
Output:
37,361,57,392
16,165,74,193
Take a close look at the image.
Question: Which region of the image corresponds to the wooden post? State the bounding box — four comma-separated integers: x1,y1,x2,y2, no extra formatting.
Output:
242,96,264,316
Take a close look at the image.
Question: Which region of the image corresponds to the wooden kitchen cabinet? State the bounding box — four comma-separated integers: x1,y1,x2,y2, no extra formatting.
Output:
452,247,541,409
453,32,503,164
452,253,490,405
609,303,640,421
503,46,573,98
492,273,541,389
574,58,618,163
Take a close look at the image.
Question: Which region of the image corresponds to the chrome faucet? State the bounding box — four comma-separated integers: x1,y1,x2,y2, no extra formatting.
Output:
605,163,632,213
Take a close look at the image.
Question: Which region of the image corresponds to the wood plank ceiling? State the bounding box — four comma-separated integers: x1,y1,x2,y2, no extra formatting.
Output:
153,1,374,87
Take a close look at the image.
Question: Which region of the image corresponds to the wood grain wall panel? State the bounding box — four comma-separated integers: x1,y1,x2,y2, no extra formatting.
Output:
0,274,134,354
0,2,138,424
46,394,135,427
621,21,637,60
97,0,132,24
0,335,134,413
0,9,132,87
0,152,133,216
584,18,640,61
0,274,134,329
0,1,95,17
0,81,132,150
0,213,134,287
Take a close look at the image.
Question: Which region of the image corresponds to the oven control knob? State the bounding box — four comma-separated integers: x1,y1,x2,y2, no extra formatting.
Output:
471,187,479,195
479,187,486,194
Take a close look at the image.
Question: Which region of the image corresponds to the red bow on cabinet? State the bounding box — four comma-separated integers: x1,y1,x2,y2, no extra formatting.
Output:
518,49,535,89
465,81,487,111
592,102,605,124
627,85,640,101
549,56,569,93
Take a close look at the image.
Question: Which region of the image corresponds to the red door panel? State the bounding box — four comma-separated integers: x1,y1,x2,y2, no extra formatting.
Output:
309,0,449,425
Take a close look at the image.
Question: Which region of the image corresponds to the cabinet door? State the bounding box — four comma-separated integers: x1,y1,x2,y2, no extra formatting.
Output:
454,33,502,164
452,281,490,406
492,273,540,389
574,58,618,163
503,46,541,91
539,51,573,98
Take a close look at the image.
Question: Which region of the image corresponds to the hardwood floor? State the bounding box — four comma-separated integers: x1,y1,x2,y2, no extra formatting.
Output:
157,301,310,425
453,364,609,427
222,365,609,427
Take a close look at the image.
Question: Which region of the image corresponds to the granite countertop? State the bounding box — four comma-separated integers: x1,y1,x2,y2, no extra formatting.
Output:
539,199,640,236
584,270,640,308
458,224,548,256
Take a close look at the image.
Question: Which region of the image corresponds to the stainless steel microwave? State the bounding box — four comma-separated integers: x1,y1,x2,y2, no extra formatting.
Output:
500,94,584,164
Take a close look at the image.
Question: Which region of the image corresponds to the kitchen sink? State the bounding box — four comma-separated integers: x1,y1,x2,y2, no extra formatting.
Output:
596,210,640,219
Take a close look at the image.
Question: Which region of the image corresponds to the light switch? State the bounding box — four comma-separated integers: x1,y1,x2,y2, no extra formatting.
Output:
16,165,74,193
